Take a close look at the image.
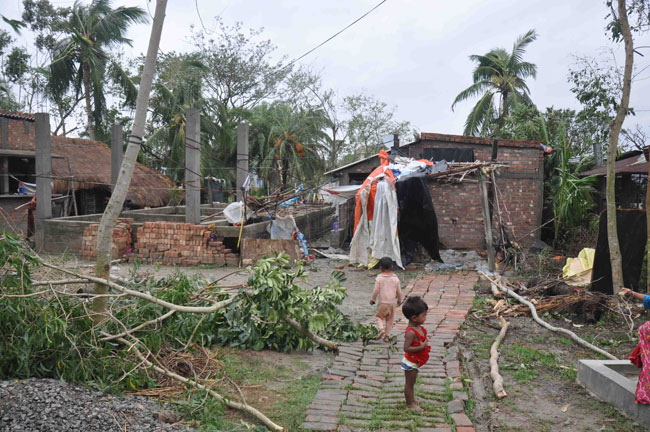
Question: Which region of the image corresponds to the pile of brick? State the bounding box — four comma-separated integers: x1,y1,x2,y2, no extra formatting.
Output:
133,222,239,266
80,218,134,260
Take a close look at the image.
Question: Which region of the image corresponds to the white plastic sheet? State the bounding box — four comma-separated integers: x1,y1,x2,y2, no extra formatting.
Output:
223,201,251,224
369,179,402,268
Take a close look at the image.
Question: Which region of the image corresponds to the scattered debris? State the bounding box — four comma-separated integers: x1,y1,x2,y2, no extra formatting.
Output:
425,249,488,273
481,272,617,360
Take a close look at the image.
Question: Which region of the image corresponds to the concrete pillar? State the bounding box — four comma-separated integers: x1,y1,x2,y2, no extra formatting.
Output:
35,113,52,250
185,108,200,224
111,123,123,189
236,123,249,202
0,117,8,194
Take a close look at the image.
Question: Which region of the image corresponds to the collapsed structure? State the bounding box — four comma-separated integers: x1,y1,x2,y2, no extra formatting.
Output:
327,133,544,263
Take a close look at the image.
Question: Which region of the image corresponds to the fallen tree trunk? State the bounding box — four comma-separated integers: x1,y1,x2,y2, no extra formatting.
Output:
113,335,284,431
283,316,339,351
480,272,617,360
41,262,237,314
490,315,509,399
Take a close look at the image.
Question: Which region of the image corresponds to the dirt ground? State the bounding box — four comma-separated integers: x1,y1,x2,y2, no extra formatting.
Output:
458,278,646,432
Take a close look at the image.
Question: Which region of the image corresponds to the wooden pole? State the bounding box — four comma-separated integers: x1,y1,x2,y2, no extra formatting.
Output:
478,170,495,272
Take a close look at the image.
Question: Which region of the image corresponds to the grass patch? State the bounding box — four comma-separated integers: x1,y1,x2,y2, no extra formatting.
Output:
271,375,321,430
500,345,577,383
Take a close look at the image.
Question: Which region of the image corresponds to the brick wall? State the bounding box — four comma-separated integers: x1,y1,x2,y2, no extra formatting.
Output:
0,196,31,235
2,117,35,149
134,222,239,266
81,218,133,260
410,139,543,249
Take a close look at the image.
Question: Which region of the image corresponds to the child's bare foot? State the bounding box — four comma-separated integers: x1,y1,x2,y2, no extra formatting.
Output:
376,329,385,340
406,404,424,412
383,335,390,343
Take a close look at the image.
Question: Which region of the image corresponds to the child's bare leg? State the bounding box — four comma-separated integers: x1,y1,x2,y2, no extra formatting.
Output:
375,317,385,339
384,314,394,341
404,369,422,410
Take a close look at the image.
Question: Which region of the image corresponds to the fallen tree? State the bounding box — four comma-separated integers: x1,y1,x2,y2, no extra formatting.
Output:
481,272,617,360
1,236,371,430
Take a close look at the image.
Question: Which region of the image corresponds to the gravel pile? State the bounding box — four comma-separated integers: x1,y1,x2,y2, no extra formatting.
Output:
0,378,195,432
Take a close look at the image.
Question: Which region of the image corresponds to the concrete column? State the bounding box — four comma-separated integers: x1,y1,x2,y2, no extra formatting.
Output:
111,123,123,189
0,117,8,194
185,108,200,224
236,123,249,202
35,113,52,250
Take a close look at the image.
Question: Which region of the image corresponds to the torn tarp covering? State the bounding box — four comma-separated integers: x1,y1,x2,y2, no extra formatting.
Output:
396,173,443,266
349,150,442,269
349,175,403,269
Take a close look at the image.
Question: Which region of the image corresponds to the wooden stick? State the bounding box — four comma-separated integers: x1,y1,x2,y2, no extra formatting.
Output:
490,315,509,399
481,272,617,360
32,279,92,286
478,170,495,272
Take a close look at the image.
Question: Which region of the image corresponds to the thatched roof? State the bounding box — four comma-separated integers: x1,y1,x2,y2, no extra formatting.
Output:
51,136,174,208
0,110,173,208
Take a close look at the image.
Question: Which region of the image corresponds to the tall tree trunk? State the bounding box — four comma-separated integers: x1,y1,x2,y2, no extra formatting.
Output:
607,0,634,294
593,141,604,167
82,62,95,141
92,0,168,324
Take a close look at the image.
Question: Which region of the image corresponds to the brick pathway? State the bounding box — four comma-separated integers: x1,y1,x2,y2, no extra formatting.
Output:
302,271,478,432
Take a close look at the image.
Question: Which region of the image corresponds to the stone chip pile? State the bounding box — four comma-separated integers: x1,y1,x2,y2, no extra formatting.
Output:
0,378,194,432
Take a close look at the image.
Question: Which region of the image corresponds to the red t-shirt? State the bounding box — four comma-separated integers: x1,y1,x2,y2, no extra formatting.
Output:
404,326,430,367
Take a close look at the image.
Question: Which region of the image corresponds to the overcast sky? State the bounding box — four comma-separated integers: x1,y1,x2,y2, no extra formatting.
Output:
3,0,650,138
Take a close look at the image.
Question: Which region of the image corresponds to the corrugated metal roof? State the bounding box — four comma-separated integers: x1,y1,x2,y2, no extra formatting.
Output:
581,153,649,176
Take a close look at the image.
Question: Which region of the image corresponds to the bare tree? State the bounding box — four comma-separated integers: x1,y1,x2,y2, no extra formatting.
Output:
606,0,634,294
92,0,167,322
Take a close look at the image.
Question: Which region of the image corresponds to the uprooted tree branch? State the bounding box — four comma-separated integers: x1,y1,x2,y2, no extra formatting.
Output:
0,236,371,430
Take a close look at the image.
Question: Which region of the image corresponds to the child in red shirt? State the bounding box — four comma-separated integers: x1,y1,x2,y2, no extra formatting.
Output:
369,257,403,342
401,296,430,411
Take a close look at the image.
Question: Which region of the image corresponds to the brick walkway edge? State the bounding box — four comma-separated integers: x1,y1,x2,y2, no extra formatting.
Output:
301,271,478,432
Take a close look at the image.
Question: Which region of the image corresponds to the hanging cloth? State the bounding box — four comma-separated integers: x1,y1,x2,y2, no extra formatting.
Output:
369,178,402,269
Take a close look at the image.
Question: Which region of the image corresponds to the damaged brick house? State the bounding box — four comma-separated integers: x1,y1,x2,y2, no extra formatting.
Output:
326,132,544,250
0,110,173,236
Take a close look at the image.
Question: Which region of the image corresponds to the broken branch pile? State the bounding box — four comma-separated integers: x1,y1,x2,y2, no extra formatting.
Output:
427,161,507,183
481,272,617,360
499,289,608,317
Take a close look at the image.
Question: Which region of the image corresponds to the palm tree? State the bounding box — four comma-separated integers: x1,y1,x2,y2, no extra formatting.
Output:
452,29,538,142
145,54,207,181
249,103,327,190
49,0,147,140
